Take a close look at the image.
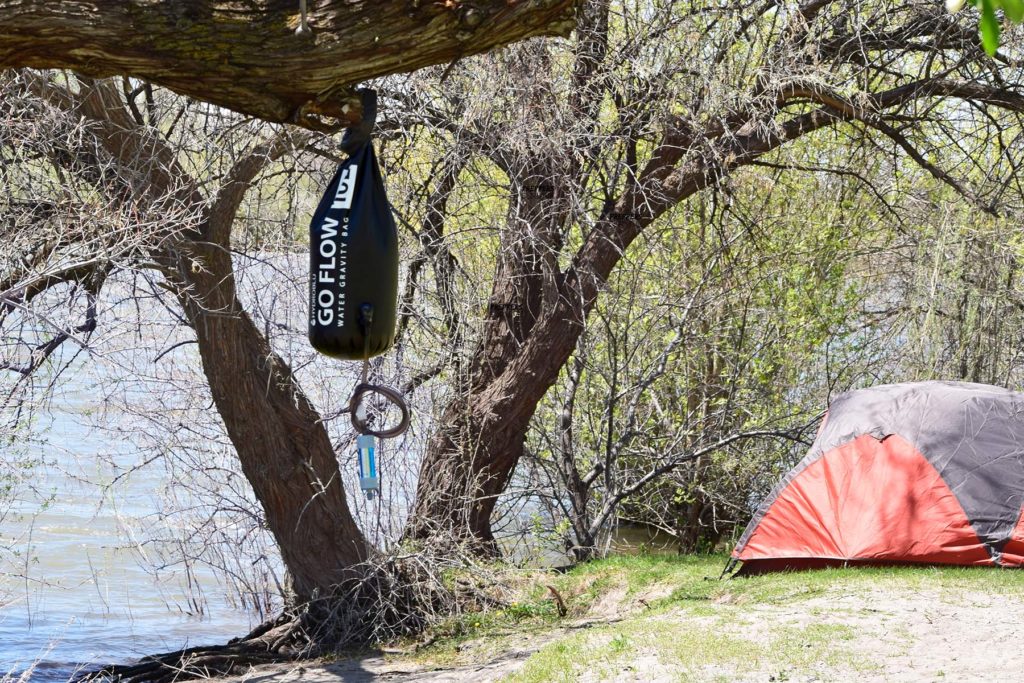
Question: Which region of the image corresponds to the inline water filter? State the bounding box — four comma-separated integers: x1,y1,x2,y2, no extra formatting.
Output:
357,434,379,499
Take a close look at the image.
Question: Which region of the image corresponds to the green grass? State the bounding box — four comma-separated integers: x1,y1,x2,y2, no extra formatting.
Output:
505,569,878,682
405,553,1024,681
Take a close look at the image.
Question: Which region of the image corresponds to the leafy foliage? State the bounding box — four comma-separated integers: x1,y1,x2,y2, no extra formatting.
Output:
954,0,1024,54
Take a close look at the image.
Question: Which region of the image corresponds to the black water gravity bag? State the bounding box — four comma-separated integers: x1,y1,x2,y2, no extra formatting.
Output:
308,90,398,360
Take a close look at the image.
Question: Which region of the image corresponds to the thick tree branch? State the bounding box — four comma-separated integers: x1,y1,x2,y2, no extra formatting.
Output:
779,78,1024,118
0,0,578,130
777,77,1024,214
569,77,1024,321
209,130,313,243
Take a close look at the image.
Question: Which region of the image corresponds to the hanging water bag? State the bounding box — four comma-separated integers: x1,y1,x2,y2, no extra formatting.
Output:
308,90,398,360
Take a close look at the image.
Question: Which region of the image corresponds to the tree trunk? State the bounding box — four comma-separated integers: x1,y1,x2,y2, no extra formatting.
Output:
675,497,707,555
43,76,370,602
558,355,598,559
0,0,577,130
172,238,368,601
405,158,570,551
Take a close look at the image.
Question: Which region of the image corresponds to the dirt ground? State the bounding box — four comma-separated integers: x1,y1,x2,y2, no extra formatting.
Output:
216,625,575,683
219,586,1024,682
799,588,1022,683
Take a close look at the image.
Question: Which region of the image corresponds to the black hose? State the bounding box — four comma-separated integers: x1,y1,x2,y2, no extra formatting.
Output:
349,382,410,439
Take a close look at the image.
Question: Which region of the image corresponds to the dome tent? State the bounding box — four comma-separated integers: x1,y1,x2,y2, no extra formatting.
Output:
731,381,1024,574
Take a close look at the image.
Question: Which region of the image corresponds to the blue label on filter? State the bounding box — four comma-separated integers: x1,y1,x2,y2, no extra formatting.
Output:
357,434,379,490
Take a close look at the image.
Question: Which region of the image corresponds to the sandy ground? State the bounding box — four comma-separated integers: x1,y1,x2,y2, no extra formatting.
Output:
219,587,1024,682
805,588,1022,683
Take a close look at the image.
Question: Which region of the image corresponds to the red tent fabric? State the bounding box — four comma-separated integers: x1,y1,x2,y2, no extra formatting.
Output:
732,382,1024,573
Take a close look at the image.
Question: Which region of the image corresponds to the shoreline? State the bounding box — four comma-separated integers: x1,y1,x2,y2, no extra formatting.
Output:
92,554,1024,682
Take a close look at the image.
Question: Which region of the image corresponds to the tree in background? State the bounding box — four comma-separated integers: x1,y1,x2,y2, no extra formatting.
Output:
399,0,1024,552
521,170,883,558
0,72,372,611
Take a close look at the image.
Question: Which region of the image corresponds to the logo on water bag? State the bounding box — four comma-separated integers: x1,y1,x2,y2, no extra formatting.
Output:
333,166,358,210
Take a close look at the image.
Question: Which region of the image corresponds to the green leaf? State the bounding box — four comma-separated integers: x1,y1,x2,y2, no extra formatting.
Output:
1002,0,1024,23
980,0,1001,55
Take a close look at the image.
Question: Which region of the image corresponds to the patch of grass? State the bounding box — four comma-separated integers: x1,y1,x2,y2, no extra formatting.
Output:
770,622,868,673
404,575,566,666
507,635,589,683
409,553,1024,678
509,606,876,682
553,553,725,610
506,606,763,683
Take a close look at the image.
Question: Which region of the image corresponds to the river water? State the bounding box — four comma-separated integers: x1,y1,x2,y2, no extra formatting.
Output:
0,263,297,680
0,257,428,680
0,376,259,680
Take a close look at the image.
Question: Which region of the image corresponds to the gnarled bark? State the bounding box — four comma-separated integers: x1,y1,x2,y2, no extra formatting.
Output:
25,74,370,602
405,154,570,551
0,0,578,130
172,238,369,600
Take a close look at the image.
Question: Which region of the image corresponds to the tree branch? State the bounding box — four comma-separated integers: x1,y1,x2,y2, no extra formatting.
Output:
0,0,578,130
209,129,313,244
866,118,998,216
586,424,818,539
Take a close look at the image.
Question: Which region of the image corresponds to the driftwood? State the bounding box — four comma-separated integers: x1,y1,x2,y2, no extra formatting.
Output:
0,0,577,130
80,614,300,683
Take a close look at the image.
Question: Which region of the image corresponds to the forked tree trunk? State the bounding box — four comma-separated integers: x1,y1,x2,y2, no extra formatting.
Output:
405,161,571,551
404,13,611,552
407,259,602,550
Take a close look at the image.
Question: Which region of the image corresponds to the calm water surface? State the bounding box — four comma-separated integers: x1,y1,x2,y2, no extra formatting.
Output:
0,378,257,680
